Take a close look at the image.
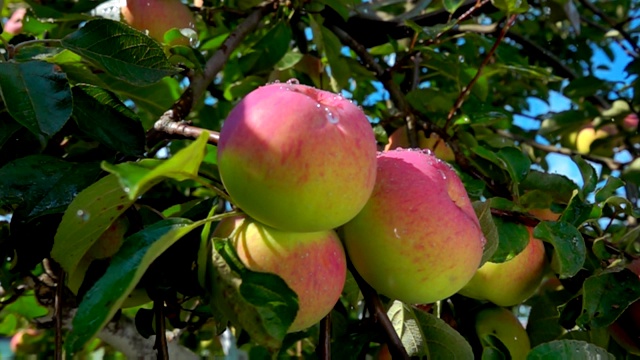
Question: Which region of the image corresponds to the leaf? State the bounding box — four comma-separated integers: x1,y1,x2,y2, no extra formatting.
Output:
72,84,145,156
61,19,179,86
473,201,499,265
320,26,350,89
490,217,530,263
572,155,597,197
321,0,350,21
496,147,531,183
527,340,614,359
564,76,605,99
444,0,466,13
102,132,209,200
562,190,596,227
51,174,134,275
576,270,640,328
0,155,101,220
0,61,72,137
243,21,292,74
622,158,640,186
65,218,200,353
387,301,474,358
595,177,625,203
207,240,299,349
533,221,585,278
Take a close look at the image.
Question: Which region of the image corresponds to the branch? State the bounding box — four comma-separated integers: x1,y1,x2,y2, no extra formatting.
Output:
444,14,517,131
348,263,409,360
577,0,640,56
155,300,169,359
153,115,220,144
495,129,623,170
317,313,331,360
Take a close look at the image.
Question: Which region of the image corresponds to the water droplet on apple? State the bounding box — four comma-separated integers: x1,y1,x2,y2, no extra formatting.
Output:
286,78,300,85
273,80,280,83
394,228,401,239
324,107,339,124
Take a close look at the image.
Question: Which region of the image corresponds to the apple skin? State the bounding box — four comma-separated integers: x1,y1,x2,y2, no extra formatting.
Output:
342,149,485,304
624,114,639,132
475,307,531,360
459,228,546,307
609,259,640,355
4,8,26,35
10,328,44,354
122,0,195,46
217,83,377,232
213,215,346,332
385,127,455,162
528,208,561,222
86,215,129,259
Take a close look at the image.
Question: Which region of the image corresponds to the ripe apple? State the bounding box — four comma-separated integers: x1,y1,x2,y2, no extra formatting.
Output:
121,0,196,46
459,228,546,307
217,83,377,232
384,126,455,162
624,114,639,132
475,306,531,360
213,215,346,332
609,259,640,355
342,149,485,304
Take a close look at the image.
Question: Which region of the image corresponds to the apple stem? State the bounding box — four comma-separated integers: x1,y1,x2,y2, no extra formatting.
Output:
154,300,169,359
348,262,410,360
317,313,332,359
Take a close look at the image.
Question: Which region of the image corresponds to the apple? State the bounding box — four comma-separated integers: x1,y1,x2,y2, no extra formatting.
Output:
624,113,639,132
342,149,485,304
384,126,455,162
213,215,346,332
121,0,196,46
459,228,546,307
217,83,377,232
609,259,640,355
10,328,44,354
528,208,561,222
475,306,531,360
4,8,26,35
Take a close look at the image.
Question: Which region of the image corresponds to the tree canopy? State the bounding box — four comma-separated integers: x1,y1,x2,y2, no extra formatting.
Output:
1,0,640,358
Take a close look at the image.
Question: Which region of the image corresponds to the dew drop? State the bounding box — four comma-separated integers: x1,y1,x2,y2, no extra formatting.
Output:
76,210,90,222
324,107,339,124
273,80,280,83
394,228,401,239
286,78,300,85
123,187,130,193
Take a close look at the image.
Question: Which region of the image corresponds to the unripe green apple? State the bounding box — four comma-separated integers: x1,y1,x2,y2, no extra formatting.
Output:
217,83,377,232
121,0,196,46
385,127,455,162
342,149,485,304
475,306,531,360
459,228,546,307
213,215,346,332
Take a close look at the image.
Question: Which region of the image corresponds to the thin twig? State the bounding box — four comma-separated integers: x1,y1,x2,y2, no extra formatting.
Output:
317,313,331,360
495,129,623,170
153,115,220,144
444,14,517,131
348,263,409,360
424,0,491,46
54,269,65,360
154,300,169,360
577,0,640,56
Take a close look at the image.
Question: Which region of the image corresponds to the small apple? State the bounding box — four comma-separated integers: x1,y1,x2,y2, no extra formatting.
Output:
217,82,377,232
121,0,196,46
384,127,455,162
475,306,531,360
10,328,44,354
624,114,639,132
342,149,485,304
575,125,615,155
528,207,561,222
213,215,346,332
459,227,546,307
4,8,27,35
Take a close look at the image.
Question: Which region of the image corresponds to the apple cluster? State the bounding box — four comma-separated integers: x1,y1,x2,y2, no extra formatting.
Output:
213,81,488,332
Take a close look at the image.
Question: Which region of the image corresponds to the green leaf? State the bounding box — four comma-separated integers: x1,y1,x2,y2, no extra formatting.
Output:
387,301,474,358
51,174,134,275
0,61,72,137
444,0,467,13
0,155,101,220
65,218,200,353
61,19,179,86
562,190,595,227
572,155,597,197
102,132,209,200
207,240,298,349
320,25,350,89
622,158,640,186
595,177,625,203
72,84,145,156
473,201,499,265
564,76,607,99
496,147,531,183
527,340,614,359
533,221,585,278
321,0,350,21
576,270,640,328
245,22,292,74
520,171,578,204
490,217,530,263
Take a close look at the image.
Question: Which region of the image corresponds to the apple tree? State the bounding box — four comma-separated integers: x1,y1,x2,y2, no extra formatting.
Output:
0,0,639,358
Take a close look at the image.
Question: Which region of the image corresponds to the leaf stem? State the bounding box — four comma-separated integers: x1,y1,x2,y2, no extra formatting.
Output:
11,39,62,56
317,313,331,359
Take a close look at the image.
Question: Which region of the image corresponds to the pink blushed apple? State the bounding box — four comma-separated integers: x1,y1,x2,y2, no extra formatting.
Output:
122,0,196,46
342,149,485,304
217,83,377,232
214,215,347,332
